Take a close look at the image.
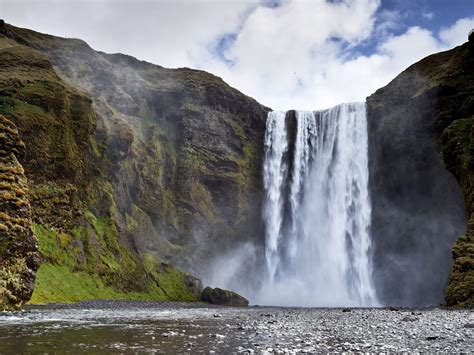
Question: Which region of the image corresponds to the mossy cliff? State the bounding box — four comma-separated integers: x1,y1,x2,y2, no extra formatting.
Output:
367,41,473,307
0,115,40,310
2,20,471,308
0,21,267,307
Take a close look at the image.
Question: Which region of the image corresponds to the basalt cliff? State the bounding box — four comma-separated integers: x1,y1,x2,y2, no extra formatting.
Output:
367,40,473,307
0,21,472,308
0,21,267,307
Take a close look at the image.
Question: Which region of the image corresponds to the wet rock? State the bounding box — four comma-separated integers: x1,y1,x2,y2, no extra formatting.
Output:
201,287,249,306
0,116,40,310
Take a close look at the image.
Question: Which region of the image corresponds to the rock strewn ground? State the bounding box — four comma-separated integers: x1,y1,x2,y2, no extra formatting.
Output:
0,303,472,353
0,115,40,310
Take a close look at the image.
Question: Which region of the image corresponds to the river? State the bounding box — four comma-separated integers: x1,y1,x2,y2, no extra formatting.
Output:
0,301,472,353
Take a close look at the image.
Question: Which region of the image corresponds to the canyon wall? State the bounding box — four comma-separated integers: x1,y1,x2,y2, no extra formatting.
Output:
0,21,267,307
0,20,472,308
367,42,473,307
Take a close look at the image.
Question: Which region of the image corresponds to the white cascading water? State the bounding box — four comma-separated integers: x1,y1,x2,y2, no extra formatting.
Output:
259,102,378,307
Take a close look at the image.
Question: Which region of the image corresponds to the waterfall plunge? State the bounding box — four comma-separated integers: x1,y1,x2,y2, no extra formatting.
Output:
259,103,378,307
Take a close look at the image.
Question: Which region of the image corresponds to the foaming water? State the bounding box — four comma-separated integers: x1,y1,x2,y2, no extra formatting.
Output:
258,103,378,307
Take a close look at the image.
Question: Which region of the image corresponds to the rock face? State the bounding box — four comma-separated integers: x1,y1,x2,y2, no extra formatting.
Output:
367,42,473,307
443,40,474,308
1,20,472,308
0,115,40,310
0,23,268,271
201,286,249,306
0,22,267,304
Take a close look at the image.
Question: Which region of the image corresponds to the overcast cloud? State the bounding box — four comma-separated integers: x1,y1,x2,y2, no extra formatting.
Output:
1,0,473,109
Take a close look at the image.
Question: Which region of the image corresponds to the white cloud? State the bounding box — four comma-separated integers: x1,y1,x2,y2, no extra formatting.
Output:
439,17,474,47
196,0,381,109
1,0,259,68
422,12,434,20
1,1,473,110
196,8,473,110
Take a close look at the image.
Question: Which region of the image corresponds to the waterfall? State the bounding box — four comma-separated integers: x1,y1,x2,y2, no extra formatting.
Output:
260,102,378,307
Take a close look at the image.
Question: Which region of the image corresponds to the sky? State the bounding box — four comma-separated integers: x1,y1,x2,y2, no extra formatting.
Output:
1,0,473,110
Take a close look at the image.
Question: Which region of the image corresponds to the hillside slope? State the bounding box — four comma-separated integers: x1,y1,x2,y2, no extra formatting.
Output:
0,21,267,307
2,22,268,267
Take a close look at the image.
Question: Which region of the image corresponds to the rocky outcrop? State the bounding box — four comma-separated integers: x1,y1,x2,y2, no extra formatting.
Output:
201,286,249,306
0,115,40,310
367,42,473,307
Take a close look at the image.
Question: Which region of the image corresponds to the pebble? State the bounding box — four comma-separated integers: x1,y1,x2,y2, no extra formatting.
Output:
2,302,472,353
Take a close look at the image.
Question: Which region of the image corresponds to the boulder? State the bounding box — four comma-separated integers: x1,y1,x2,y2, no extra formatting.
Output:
201,287,249,306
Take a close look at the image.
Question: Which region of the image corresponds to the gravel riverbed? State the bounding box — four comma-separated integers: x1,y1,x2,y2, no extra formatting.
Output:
0,301,472,353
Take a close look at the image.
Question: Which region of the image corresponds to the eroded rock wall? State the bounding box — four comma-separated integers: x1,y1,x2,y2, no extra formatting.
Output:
0,115,40,310
0,23,269,275
0,21,268,302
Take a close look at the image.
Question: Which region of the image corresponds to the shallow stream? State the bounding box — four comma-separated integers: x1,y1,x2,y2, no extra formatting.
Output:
0,301,472,353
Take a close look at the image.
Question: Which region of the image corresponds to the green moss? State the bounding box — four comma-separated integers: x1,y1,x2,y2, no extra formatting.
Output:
223,115,246,141
30,264,170,304
32,223,80,269
0,257,28,310
449,118,473,169
89,136,101,158
161,189,179,230
142,253,199,301
31,222,199,304
0,96,46,118
156,267,198,301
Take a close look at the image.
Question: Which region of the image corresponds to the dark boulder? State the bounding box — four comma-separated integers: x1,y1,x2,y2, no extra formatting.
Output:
201,287,249,306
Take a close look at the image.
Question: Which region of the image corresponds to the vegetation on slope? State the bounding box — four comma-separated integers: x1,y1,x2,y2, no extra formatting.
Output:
0,21,269,286
0,22,201,306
